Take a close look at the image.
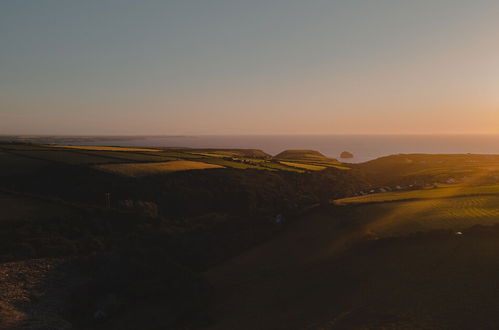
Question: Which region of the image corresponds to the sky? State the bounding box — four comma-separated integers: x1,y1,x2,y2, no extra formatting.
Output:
1,0,499,135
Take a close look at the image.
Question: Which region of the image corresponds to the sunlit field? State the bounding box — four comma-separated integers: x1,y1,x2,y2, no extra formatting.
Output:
334,184,499,237
0,144,350,173
279,161,326,171
77,150,177,162
335,184,499,205
93,160,224,177
353,196,499,237
48,145,162,152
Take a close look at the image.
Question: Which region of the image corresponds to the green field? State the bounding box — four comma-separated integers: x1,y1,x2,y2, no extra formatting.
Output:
1,143,352,175
355,196,499,237
258,161,304,172
356,153,499,187
202,158,269,170
48,145,161,152
187,149,269,158
93,160,224,177
207,191,499,329
154,151,205,159
190,152,231,158
333,184,499,238
77,150,177,162
335,184,499,205
279,161,326,171
273,149,350,172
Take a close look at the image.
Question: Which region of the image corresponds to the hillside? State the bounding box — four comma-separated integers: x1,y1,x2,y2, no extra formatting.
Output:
355,153,499,187
6,142,499,329
205,183,499,329
0,142,367,328
275,149,332,161
274,149,347,171
186,148,271,158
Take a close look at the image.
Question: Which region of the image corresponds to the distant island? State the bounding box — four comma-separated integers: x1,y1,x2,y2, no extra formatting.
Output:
340,151,354,159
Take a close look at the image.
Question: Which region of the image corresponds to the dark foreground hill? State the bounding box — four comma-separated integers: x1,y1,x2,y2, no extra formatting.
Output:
205,205,499,329
0,143,369,329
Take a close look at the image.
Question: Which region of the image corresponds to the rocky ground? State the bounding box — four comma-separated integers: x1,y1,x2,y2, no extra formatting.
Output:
0,258,85,330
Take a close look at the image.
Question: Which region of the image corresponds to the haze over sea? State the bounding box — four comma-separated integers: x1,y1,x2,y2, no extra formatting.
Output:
68,134,499,163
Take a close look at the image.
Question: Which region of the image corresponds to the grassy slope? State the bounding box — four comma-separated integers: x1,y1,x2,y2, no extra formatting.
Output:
186,149,270,158
7,150,124,165
333,184,499,237
0,192,76,222
274,149,347,171
0,152,49,176
275,149,330,160
1,143,348,173
204,157,499,329
335,184,499,205
279,161,326,171
46,145,161,152
7,143,499,328
76,150,178,162
205,192,499,329
356,153,499,186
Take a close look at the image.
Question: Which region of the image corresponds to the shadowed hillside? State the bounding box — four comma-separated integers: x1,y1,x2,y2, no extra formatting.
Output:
4,142,499,329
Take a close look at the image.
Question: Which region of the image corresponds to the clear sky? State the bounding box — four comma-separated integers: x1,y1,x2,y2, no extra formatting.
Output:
1,0,499,135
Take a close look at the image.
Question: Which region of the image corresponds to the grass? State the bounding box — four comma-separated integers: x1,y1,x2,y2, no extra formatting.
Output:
77,150,177,162
8,150,118,165
274,149,348,171
1,143,346,173
202,158,269,170
259,161,304,173
206,198,499,329
0,152,48,176
188,149,269,158
0,192,75,222
330,165,351,170
275,149,330,161
190,152,238,158
353,195,499,237
279,161,326,171
47,145,161,152
357,154,499,186
200,157,307,172
154,151,205,159
0,144,51,151
334,184,499,237
334,184,499,205
93,160,224,177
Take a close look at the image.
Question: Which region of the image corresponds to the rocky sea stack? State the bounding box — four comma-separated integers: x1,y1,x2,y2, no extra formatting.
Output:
340,151,354,159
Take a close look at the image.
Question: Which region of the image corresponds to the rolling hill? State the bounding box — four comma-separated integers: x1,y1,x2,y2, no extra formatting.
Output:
275,149,333,161
205,182,499,329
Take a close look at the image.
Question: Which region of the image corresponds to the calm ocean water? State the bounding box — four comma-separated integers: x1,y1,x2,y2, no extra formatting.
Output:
70,135,499,163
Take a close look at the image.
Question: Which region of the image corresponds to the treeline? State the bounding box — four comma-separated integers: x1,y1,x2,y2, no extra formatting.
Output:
3,164,369,218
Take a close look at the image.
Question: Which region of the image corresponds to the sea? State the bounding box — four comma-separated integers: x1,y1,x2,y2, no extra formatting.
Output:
64,134,499,163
